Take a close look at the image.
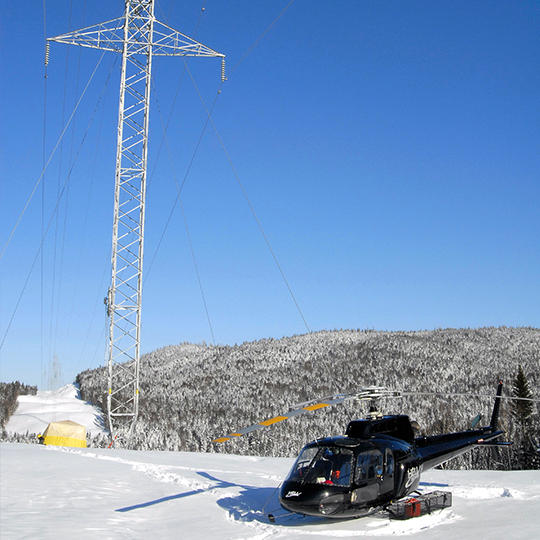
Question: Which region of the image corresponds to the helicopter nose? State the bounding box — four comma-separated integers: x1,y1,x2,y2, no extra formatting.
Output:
280,485,347,517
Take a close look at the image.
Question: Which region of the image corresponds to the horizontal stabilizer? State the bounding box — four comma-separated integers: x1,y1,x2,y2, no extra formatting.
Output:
476,440,513,447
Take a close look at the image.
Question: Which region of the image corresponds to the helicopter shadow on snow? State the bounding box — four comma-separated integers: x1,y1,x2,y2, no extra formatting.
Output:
115,487,207,513
114,470,280,516
114,471,234,512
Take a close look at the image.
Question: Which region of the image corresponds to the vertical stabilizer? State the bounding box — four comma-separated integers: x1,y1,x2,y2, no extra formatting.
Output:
490,381,503,431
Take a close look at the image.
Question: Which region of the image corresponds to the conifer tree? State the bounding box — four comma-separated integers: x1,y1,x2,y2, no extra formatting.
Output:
511,364,538,469
512,364,533,426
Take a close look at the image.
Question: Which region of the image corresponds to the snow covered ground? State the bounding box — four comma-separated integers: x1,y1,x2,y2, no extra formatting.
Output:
2,385,540,539
1,444,540,539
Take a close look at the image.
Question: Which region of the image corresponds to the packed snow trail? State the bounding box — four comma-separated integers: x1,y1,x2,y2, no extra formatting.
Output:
2,443,540,539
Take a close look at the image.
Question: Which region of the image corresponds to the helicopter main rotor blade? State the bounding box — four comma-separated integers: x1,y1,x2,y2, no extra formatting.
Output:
290,387,398,410
212,387,399,443
212,397,343,443
400,391,540,402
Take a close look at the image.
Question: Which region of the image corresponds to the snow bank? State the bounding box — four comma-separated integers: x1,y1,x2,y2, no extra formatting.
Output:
5,383,107,437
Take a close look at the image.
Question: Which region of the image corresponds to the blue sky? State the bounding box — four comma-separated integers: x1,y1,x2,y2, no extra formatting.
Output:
1,1,539,388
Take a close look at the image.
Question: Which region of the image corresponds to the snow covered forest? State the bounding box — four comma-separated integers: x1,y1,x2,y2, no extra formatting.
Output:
72,327,539,469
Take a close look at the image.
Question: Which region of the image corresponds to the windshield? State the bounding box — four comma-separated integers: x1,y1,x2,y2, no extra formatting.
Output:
287,446,353,486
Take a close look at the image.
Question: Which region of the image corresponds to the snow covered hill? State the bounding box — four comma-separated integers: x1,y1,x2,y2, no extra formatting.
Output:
4,383,107,438
75,326,540,462
1,443,539,539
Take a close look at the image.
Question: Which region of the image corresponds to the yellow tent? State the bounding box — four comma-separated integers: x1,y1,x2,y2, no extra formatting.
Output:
41,420,87,448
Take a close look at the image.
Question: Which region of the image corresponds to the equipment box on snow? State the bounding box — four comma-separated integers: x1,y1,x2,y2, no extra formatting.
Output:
387,491,452,520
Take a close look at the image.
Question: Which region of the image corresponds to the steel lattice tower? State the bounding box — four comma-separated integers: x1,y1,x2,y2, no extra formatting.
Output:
48,1,224,441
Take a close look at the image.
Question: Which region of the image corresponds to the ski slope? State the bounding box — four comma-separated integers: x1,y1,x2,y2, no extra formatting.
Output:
1,443,540,539
4,384,107,438
2,385,540,538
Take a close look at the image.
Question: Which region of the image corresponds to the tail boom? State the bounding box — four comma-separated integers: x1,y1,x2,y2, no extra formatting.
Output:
416,381,507,471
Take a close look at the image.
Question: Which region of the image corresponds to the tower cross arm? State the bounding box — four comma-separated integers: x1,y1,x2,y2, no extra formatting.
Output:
152,20,224,57
47,17,224,58
47,17,126,53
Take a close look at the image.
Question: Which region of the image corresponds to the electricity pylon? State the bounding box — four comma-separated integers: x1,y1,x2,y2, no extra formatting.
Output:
48,1,225,442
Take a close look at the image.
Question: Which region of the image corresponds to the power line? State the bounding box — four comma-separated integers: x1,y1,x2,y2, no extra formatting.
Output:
184,61,311,334
0,54,105,263
1,54,107,353
226,0,297,79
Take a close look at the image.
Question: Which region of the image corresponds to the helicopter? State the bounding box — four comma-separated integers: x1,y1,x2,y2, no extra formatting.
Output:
213,382,511,519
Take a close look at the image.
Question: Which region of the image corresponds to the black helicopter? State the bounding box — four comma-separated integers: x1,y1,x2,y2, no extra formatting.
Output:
213,382,510,519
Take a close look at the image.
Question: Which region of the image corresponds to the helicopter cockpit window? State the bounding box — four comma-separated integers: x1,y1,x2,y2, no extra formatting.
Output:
287,446,354,486
354,450,383,484
287,446,319,482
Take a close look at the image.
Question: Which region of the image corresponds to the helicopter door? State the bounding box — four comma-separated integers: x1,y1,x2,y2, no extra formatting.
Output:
352,449,383,503
353,448,394,504
380,448,395,497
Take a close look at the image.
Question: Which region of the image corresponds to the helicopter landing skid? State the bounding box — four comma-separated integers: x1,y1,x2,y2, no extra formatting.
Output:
266,510,297,523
